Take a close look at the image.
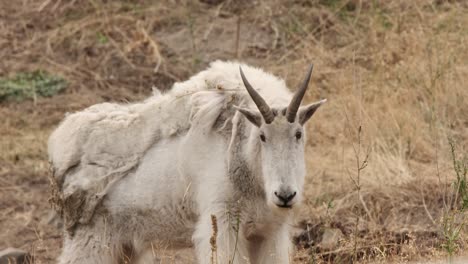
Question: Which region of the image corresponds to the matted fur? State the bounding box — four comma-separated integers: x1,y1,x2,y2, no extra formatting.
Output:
48,61,323,263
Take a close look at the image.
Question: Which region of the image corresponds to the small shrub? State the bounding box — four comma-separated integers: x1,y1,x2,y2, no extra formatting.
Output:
449,138,468,210
0,71,67,102
442,138,468,260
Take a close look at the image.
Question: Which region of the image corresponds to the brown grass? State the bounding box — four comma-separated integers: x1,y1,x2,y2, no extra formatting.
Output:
0,0,467,263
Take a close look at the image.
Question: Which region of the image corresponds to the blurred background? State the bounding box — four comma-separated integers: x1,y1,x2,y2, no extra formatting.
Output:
0,0,467,263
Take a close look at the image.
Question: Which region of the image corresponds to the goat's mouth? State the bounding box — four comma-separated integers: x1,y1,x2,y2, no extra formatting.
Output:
275,203,293,209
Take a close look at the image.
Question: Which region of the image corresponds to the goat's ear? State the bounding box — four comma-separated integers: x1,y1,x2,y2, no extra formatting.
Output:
234,106,262,127
298,99,327,125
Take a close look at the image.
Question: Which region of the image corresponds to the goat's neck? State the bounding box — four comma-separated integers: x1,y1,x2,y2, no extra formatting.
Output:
244,127,263,187
227,114,265,199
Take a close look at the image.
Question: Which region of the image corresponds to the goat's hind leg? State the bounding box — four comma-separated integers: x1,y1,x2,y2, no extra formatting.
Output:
58,229,117,264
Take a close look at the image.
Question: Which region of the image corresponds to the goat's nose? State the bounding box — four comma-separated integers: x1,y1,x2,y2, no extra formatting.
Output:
274,191,297,204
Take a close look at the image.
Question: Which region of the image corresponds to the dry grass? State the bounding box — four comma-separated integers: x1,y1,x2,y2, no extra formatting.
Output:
0,0,467,263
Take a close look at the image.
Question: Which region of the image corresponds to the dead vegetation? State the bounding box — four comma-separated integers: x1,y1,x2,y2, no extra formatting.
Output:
0,0,467,263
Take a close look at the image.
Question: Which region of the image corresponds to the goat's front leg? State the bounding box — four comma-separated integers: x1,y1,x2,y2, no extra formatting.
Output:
193,212,250,264
250,224,292,264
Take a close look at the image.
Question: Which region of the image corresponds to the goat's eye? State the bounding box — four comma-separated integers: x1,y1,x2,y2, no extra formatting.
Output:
260,134,266,142
295,131,302,140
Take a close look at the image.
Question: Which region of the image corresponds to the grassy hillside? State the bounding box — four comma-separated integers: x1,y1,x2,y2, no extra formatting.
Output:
0,0,467,263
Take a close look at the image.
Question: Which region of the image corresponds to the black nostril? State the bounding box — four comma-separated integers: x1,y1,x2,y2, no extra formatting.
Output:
275,191,296,203
287,192,297,202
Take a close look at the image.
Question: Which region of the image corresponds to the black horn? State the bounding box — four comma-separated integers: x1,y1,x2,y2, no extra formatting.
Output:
286,64,314,123
239,67,274,124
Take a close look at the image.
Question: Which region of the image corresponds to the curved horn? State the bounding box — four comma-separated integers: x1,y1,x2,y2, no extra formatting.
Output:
286,64,314,123
239,66,274,124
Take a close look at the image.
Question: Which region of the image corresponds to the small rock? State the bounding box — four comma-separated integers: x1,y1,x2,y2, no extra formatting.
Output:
319,228,344,250
0,248,32,264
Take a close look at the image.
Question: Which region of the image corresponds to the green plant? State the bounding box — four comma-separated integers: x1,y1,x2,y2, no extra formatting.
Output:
442,212,463,260
96,32,108,44
442,138,468,261
0,71,67,102
229,208,241,264
449,138,468,210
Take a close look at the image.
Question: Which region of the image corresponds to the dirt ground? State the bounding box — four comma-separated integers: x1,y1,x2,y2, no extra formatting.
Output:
1,0,468,263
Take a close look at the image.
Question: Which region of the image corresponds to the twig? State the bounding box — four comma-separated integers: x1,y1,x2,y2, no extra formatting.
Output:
51,0,62,12
137,21,163,74
270,22,279,50
203,2,224,41
106,34,137,69
235,14,241,59
229,206,241,264
38,0,52,12
421,190,436,225
342,50,373,262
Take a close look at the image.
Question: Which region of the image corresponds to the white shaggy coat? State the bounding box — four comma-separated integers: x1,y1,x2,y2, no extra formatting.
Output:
48,61,324,263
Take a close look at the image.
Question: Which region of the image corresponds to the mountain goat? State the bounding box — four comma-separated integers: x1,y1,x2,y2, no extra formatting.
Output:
48,61,326,263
